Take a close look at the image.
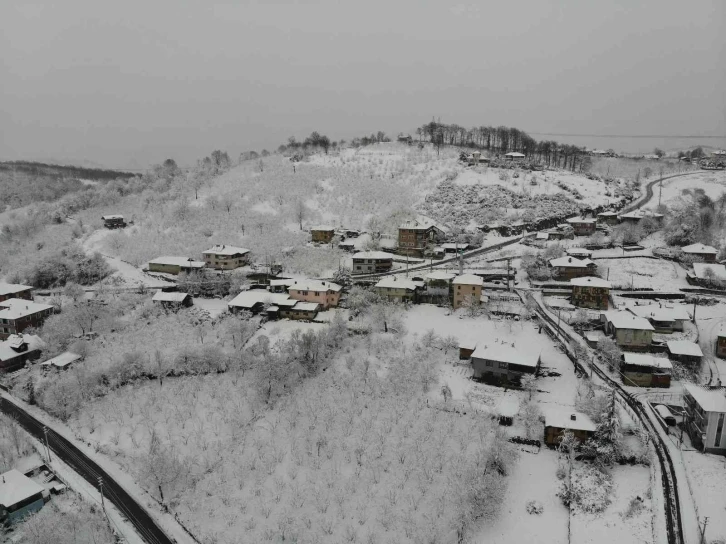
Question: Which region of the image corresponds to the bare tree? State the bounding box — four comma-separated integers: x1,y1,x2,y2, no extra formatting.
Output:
295,200,307,231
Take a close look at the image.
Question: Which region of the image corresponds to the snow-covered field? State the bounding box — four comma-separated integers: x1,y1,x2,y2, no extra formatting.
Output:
596,257,689,290
643,171,726,211
680,451,726,543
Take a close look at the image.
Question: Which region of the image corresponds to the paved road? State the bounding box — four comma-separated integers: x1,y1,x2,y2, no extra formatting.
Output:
620,170,700,214
0,394,174,544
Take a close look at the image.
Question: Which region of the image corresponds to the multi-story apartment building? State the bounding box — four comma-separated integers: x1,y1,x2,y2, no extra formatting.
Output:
202,245,251,270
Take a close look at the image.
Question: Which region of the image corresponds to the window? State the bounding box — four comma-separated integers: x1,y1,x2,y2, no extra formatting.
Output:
485,360,492,367
498,362,508,369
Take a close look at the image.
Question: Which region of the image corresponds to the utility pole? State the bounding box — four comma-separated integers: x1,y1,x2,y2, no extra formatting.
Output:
693,299,697,323
506,258,511,291
700,517,709,544
98,477,105,510
43,426,51,463
557,308,562,338
658,178,663,208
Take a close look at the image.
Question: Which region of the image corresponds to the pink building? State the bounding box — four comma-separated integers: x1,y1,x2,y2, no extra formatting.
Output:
288,280,342,310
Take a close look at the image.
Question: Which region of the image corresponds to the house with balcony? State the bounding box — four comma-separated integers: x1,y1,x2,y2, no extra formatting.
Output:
682,383,726,454
666,340,703,366
596,211,619,226
627,304,691,333
397,219,446,258
0,299,54,340
423,271,455,304
352,252,393,275
373,277,422,303
288,280,342,310
202,245,251,270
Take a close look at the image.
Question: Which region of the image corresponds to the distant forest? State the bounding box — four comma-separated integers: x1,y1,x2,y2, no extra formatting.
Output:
0,161,138,210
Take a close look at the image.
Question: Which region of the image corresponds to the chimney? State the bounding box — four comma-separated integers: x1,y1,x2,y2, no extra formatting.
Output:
570,414,577,421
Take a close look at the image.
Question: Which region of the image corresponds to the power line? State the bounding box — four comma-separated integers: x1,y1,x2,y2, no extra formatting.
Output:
528,132,726,139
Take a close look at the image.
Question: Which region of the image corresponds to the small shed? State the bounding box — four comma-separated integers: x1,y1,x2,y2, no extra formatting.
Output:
459,340,476,360
101,215,126,229
504,152,525,161
544,410,597,447
666,340,703,365
152,291,193,308
40,352,82,372
621,353,672,388
0,469,46,524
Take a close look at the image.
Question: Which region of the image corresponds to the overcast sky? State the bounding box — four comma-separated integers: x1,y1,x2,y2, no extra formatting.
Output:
1,0,725,169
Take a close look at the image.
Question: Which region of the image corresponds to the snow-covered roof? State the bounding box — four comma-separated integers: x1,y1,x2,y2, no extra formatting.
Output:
504,152,525,158
452,274,484,286
270,278,297,287
566,248,593,257
0,283,33,297
622,353,672,370
40,351,82,369
375,277,420,291
288,280,342,293
682,243,718,255
152,291,190,303
536,232,550,240
544,409,597,432
692,263,726,281
571,276,611,288
228,291,292,309
352,251,393,260
398,218,445,232
712,150,726,156
683,383,726,413
0,469,45,508
203,245,250,256
310,226,335,231
619,210,664,220
666,340,703,357
292,302,319,312
601,311,654,331
0,334,45,362
471,343,540,368
441,243,469,250
425,271,456,282
148,256,205,268
566,217,597,224
597,211,618,216
0,299,53,320
101,214,124,220
628,305,690,322
549,257,596,269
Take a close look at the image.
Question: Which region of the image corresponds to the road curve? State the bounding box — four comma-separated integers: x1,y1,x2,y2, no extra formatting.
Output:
525,293,684,544
0,394,175,544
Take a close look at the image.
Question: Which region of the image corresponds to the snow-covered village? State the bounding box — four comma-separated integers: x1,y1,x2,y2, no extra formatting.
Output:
1,3,725,544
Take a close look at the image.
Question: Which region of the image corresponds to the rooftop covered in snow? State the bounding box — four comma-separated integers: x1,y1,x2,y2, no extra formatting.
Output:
683,383,726,413
570,276,611,288
666,340,703,357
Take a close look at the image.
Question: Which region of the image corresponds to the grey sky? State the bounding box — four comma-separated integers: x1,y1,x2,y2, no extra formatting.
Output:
2,0,724,169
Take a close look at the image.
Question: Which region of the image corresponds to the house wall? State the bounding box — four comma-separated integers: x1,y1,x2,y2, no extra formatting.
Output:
311,231,334,243
288,289,340,310
4,495,45,524
544,427,593,447
103,218,126,229
614,328,652,350
0,349,41,372
553,266,595,280
279,308,318,320
572,223,596,236
0,309,54,340
684,392,726,453
374,287,416,302
203,253,249,270
352,258,392,275
148,263,183,275
471,356,537,383
453,284,482,309
572,286,609,310
0,289,32,304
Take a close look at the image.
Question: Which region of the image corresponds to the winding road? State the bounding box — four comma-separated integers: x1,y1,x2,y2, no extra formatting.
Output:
0,393,175,544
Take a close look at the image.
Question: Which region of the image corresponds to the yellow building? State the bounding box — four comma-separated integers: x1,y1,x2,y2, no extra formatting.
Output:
452,274,484,309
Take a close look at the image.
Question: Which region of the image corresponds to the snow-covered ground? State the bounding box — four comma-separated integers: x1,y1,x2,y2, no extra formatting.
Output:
596,257,689,290
680,451,726,543
642,171,726,211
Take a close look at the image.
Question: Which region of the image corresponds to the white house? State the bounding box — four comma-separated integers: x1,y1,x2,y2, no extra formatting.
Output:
683,383,726,454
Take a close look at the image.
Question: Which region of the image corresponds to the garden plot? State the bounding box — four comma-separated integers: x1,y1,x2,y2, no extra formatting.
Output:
596,257,688,290
569,464,653,544
680,451,726,543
